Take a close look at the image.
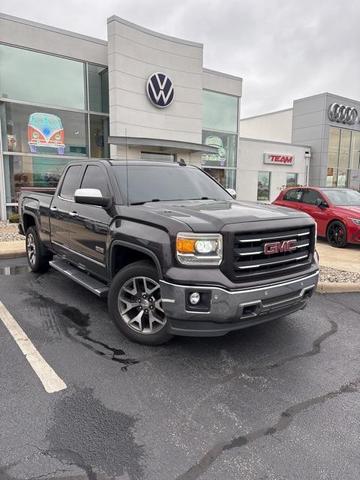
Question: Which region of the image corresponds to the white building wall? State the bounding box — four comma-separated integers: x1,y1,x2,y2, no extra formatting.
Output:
202,68,242,97
237,138,310,202
240,109,293,143
107,16,203,147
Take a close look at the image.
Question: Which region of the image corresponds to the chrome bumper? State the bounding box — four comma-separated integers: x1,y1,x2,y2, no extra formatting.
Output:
160,271,319,336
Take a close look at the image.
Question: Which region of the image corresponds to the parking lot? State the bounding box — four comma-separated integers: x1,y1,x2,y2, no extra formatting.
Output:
0,256,359,480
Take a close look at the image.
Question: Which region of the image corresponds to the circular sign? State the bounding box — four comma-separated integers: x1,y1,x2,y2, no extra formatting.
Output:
146,72,174,108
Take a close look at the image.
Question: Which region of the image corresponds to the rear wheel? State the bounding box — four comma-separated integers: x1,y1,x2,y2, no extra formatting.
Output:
108,261,173,345
26,226,51,272
326,220,347,248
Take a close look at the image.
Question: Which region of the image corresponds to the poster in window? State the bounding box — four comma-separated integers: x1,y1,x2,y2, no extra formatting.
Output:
28,113,65,155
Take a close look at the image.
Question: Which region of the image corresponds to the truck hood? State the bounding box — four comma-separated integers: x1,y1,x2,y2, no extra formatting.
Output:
138,199,310,231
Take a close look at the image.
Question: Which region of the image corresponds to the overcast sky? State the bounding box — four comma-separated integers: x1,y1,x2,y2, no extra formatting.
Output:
3,0,360,117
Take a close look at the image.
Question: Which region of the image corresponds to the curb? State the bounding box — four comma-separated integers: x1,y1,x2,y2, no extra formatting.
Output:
317,282,360,294
0,240,26,260
0,250,26,259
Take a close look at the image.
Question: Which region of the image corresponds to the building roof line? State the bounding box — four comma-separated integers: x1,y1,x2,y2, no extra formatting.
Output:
239,136,310,149
0,11,107,45
241,107,293,121
107,15,203,48
203,68,243,82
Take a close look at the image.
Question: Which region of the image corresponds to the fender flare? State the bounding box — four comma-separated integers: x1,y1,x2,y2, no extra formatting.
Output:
109,240,163,279
22,211,39,233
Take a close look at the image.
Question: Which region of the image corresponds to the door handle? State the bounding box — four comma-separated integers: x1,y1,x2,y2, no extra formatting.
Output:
50,206,57,211
69,211,78,217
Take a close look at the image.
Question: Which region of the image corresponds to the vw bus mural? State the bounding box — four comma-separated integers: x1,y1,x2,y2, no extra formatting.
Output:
28,113,65,154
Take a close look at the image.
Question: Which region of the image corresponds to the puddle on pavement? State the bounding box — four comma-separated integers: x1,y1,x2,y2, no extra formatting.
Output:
0,265,30,275
27,291,139,371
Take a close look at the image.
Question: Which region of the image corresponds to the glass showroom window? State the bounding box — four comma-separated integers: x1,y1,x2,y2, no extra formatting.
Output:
286,173,298,187
202,131,237,168
350,131,360,170
257,171,271,201
327,127,340,187
202,90,239,190
88,64,109,113
1,102,88,156
203,90,238,133
90,115,109,158
338,129,351,187
0,44,85,110
3,155,69,203
203,167,236,190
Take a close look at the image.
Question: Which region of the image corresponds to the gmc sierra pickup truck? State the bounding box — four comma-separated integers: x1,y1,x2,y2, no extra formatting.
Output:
19,160,319,345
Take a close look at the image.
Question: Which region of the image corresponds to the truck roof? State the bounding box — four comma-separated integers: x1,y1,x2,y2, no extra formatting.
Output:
108,160,184,167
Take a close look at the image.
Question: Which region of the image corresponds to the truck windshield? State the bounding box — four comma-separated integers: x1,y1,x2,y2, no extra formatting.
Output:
113,165,232,205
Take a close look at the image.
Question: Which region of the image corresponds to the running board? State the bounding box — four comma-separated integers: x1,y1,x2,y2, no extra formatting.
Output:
49,259,109,297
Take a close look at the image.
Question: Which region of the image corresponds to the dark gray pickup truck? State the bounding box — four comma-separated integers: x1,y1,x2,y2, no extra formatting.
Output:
19,160,319,345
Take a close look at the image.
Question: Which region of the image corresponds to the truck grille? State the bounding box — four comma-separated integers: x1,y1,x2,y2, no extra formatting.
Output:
230,227,314,283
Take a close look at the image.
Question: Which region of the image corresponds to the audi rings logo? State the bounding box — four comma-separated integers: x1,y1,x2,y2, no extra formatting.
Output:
328,103,358,125
146,72,174,108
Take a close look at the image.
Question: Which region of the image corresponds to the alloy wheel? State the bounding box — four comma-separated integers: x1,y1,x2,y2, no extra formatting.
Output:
118,276,166,334
27,233,36,266
328,222,346,247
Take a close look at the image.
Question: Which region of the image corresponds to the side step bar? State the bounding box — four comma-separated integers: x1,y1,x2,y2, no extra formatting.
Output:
49,259,109,297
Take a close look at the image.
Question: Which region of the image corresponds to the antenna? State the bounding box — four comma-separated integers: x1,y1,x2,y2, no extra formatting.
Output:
125,128,129,206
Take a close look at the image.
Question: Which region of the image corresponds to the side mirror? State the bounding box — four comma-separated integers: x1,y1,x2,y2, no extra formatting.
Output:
226,188,237,199
315,198,328,209
74,188,111,208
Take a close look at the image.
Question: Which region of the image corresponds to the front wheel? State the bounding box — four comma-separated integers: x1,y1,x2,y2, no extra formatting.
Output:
26,226,51,272
326,220,347,248
108,261,173,345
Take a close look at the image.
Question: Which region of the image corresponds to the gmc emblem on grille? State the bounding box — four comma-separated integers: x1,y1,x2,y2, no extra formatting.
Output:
264,239,297,255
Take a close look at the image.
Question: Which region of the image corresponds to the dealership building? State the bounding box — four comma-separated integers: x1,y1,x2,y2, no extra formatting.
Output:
1,13,358,221
240,92,360,194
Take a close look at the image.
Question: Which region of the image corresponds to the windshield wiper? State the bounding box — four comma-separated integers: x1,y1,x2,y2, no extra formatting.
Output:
130,199,161,206
130,197,218,206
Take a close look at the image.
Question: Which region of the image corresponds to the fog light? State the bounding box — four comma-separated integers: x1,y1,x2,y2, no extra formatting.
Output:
189,292,201,305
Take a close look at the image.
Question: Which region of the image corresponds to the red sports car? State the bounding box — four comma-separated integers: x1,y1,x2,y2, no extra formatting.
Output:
273,187,360,247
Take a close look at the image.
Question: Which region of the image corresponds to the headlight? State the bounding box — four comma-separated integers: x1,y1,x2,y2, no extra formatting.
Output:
176,233,223,266
351,218,360,226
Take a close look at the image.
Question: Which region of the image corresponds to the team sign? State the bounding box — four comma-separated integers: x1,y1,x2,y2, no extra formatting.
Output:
263,153,295,165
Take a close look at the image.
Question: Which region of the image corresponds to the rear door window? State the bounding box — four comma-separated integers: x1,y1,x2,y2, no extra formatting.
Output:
283,188,303,202
59,165,83,200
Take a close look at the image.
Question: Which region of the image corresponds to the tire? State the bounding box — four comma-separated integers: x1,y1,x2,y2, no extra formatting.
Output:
25,226,51,272
326,220,347,248
108,261,173,345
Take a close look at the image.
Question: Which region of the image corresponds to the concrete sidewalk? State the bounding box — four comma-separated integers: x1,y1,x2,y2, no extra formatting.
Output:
316,240,360,273
0,240,26,259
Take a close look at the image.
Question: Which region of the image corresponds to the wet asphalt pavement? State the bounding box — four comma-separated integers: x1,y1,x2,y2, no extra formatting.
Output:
0,257,359,480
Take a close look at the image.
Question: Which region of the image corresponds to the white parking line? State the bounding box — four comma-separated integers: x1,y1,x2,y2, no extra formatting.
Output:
0,301,67,394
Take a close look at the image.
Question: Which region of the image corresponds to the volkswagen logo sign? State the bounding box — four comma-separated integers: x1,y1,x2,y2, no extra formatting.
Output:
146,72,174,108
328,103,358,125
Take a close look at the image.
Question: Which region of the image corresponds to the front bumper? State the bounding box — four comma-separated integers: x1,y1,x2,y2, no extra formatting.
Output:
160,271,319,336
